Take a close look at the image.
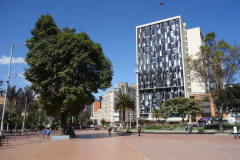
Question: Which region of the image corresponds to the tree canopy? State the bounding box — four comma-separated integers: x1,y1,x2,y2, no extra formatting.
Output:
100,118,106,126
114,93,135,128
185,31,240,132
161,97,203,123
24,14,113,134
152,109,162,121
226,84,240,115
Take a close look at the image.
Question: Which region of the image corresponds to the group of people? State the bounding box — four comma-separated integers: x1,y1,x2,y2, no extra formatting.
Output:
42,128,51,139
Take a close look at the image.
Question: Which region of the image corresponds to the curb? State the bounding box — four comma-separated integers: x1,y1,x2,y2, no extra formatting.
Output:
116,131,216,134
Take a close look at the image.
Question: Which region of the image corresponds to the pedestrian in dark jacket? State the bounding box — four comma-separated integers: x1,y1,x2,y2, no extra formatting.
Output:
138,127,141,136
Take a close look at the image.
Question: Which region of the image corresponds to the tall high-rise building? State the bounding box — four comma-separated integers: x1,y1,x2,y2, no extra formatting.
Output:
136,16,205,121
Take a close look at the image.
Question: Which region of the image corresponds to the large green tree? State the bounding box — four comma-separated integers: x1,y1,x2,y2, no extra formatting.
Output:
24,14,113,134
161,97,203,123
114,93,135,128
185,32,240,133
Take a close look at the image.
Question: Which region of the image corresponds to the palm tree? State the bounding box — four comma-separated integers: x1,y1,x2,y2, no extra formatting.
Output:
0,80,3,91
114,93,135,129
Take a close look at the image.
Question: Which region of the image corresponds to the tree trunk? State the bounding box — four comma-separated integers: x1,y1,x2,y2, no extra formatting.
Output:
60,110,67,134
182,116,185,123
218,118,224,133
122,110,126,129
7,122,9,132
218,105,224,133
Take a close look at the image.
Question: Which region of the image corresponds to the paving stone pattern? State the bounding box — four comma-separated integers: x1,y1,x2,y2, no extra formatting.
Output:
0,130,239,160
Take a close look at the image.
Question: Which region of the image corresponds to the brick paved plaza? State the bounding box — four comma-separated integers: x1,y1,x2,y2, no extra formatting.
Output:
0,130,239,160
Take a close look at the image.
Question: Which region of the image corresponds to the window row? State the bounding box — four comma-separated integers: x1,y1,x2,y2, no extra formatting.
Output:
138,46,182,55
138,29,180,38
137,19,179,33
138,78,184,89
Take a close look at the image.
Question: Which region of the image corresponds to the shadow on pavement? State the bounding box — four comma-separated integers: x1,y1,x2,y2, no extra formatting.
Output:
75,132,134,139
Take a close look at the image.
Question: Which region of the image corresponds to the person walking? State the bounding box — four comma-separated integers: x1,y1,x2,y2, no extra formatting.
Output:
46,128,51,139
233,124,240,139
185,125,188,135
138,127,141,136
42,129,46,139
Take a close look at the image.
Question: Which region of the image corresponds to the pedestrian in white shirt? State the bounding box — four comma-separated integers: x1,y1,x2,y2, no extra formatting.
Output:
233,124,240,139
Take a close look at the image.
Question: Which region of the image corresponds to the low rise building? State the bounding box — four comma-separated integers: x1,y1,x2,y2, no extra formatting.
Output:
189,93,228,125
93,82,136,128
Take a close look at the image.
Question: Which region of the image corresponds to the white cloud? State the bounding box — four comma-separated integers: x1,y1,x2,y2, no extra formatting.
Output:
0,55,26,65
18,71,31,85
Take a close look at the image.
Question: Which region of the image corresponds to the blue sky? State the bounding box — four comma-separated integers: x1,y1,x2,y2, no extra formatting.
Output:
0,0,240,99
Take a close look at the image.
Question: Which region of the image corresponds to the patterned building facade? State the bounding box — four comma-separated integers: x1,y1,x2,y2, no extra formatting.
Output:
136,16,189,119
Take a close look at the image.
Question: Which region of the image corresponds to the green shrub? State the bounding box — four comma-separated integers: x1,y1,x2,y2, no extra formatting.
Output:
51,124,56,130
37,124,45,130
204,124,240,130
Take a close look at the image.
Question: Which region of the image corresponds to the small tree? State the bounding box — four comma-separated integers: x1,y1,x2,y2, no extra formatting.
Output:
100,118,106,127
78,111,90,129
152,109,162,123
161,97,203,123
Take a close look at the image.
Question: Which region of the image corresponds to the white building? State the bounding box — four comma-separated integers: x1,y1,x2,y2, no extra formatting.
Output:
186,27,205,93
93,82,137,127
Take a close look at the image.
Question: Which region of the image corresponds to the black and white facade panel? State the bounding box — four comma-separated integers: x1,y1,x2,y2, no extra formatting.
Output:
136,16,187,118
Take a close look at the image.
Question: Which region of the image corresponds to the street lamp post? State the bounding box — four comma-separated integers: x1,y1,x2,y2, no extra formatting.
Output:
22,97,28,133
0,43,34,136
93,104,94,131
134,64,139,129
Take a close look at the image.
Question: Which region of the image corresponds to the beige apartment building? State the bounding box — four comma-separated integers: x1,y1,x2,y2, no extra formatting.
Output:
93,82,136,128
